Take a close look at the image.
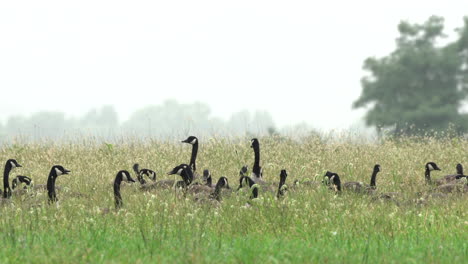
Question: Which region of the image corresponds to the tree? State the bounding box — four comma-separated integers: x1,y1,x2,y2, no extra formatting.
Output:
353,16,468,136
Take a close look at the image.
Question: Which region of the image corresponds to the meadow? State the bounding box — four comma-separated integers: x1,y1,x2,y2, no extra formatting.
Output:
0,136,466,263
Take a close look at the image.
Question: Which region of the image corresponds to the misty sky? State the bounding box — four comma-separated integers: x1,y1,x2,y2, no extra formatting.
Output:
1,1,467,131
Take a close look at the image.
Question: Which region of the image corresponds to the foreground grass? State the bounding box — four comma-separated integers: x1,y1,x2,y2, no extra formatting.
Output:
0,136,467,263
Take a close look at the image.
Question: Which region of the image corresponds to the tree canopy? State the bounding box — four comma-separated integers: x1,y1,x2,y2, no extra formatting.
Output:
353,16,468,136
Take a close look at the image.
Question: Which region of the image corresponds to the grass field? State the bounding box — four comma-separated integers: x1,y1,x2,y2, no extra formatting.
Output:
0,136,467,263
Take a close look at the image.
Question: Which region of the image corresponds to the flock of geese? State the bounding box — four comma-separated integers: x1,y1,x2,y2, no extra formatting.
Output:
2,136,467,209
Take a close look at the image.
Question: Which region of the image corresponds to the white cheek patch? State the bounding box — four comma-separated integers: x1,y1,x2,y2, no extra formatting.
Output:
190,138,197,144
223,178,228,186
55,168,63,176
10,161,16,168
427,164,434,171
176,168,183,175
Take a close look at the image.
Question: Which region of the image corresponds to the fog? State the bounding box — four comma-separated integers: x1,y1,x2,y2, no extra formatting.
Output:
1,1,467,141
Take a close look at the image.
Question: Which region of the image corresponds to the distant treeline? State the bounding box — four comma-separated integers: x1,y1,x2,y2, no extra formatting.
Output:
0,100,316,143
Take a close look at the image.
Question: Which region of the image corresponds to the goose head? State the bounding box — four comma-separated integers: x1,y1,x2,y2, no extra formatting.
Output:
182,136,198,145
132,163,140,173
216,177,230,189
239,165,248,176
425,162,441,171
250,138,259,149
203,169,211,182
456,163,463,175
374,164,381,173
118,170,136,183
52,165,71,177
7,159,22,169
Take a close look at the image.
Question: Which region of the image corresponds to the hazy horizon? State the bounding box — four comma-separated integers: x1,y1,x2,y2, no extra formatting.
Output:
1,1,467,131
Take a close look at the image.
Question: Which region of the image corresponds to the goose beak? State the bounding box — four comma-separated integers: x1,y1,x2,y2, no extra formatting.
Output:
129,178,136,183
63,169,71,175
17,164,22,168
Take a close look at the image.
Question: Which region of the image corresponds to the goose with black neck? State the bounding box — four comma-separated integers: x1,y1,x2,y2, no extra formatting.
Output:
3,159,22,199
47,165,71,203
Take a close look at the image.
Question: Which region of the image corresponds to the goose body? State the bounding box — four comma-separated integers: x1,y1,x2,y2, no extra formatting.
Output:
435,176,467,193
193,177,230,203
342,164,381,193
435,163,464,186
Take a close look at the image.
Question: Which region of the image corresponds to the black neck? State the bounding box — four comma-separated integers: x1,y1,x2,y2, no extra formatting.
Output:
181,167,193,186
333,176,341,192
252,145,260,176
3,162,12,198
370,170,379,187
114,174,123,209
425,169,431,184
251,187,258,199
206,176,212,186
277,177,286,198
133,166,145,185
210,180,224,201
190,142,198,171
47,169,58,203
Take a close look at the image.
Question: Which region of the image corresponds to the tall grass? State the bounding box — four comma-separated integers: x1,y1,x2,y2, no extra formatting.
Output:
0,136,466,263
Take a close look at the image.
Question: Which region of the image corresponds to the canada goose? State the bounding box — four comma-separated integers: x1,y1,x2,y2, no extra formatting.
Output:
424,162,441,185
114,170,136,209
323,171,340,190
12,175,32,190
328,173,342,193
342,164,381,193
189,172,231,195
47,165,71,203
3,159,22,198
435,163,464,186
325,171,341,193
277,170,288,198
167,164,194,189
208,177,230,201
250,138,262,181
133,163,157,185
182,136,199,172
203,169,214,187
238,176,259,199
11,175,33,195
